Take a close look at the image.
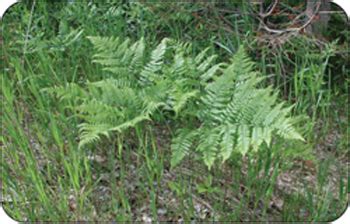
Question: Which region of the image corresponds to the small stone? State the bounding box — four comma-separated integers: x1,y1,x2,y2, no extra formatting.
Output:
68,194,77,211
141,214,152,223
157,208,167,215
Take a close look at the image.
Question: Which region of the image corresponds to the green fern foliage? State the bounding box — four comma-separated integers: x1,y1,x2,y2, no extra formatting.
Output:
171,47,304,169
46,36,304,169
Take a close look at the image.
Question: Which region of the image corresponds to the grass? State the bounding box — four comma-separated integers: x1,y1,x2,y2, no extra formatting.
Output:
1,1,348,222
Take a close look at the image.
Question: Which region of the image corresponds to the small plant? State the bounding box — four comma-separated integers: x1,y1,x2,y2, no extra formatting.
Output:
196,175,221,194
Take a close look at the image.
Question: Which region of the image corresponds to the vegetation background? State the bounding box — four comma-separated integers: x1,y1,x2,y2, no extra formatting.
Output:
1,0,349,222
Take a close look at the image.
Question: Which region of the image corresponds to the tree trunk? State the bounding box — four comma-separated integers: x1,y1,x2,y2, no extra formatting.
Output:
306,0,330,36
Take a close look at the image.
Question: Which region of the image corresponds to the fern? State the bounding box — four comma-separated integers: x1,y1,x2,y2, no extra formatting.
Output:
45,37,304,170
171,46,304,170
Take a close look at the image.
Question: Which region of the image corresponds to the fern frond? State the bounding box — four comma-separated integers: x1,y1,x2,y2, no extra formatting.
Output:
170,129,197,168
78,123,112,148
43,83,87,102
196,127,221,170
194,47,210,65
77,99,125,123
197,55,218,73
87,36,121,52
219,124,236,162
200,63,226,84
251,127,263,152
139,38,168,85
109,114,151,133
129,38,145,75
170,89,199,116
236,124,250,155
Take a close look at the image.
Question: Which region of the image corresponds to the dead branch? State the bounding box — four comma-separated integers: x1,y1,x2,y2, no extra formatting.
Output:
258,1,321,35
259,0,280,18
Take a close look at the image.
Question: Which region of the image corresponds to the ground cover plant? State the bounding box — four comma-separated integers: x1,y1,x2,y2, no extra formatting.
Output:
1,1,348,222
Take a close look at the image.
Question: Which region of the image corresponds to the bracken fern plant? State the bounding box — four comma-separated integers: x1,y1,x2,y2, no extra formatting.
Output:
45,36,304,170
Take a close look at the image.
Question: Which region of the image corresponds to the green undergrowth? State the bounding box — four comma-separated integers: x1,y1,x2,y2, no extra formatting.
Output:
1,1,348,222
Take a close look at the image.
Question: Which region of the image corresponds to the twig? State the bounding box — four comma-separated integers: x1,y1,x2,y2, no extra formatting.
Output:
257,2,321,35
191,194,214,211
259,0,280,18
